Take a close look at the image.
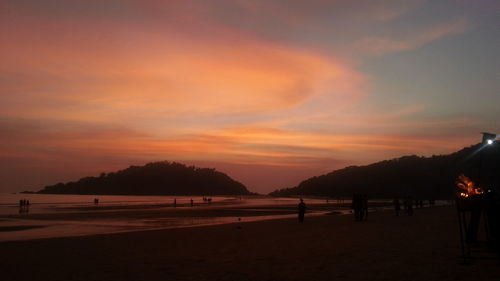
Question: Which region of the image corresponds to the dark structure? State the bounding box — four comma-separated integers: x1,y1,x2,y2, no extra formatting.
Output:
456,133,500,261
456,192,500,261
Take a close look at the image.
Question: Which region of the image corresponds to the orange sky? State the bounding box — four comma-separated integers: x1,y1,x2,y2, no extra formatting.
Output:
1,1,499,193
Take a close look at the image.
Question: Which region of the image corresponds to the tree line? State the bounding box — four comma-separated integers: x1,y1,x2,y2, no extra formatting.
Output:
38,161,251,196
270,143,500,199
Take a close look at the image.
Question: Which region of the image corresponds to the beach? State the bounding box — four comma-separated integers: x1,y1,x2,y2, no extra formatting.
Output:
1,205,499,281
0,195,344,241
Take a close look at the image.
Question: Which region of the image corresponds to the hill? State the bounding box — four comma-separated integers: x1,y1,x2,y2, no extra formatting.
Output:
37,161,251,196
269,142,500,199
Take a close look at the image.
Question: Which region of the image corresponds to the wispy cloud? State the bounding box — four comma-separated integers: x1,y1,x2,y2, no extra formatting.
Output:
0,23,364,122
353,18,470,56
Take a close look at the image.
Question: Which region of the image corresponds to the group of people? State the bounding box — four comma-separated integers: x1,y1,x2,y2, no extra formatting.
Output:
172,197,214,208
19,199,30,213
297,195,435,223
297,195,369,223
393,197,432,216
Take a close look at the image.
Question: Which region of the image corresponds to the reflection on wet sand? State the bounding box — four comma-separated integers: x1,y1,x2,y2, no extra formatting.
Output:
1,195,362,241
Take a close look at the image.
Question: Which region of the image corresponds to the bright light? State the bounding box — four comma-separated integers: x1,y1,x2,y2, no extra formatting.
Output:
487,139,494,145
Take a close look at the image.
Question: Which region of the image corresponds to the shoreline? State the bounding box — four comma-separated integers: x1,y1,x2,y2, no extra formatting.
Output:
1,206,499,281
0,199,445,242
0,204,343,242
0,198,349,242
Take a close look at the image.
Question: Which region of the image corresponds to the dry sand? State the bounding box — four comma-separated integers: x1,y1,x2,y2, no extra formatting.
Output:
0,206,499,281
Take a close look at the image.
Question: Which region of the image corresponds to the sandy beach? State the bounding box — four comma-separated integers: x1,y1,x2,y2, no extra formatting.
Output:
1,206,499,281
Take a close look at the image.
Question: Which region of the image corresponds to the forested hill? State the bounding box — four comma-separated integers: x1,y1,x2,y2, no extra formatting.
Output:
37,162,251,195
269,142,500,199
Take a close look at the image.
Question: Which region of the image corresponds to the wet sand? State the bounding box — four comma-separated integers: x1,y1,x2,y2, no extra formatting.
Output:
0,200,348,241
0,225,45,232
1,206,499,281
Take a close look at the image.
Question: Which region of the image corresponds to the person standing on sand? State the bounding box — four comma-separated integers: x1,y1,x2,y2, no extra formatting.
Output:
393,197,401,216
352,194,362,221
298,198,306,223
406,196,413,216
362,194,368,220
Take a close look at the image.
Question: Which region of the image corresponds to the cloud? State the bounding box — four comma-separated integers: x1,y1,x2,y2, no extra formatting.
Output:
0,2,371,193
353,18,470,56
0,114,480,193
0,20,364,123
0,0,491,194
1,116,467,170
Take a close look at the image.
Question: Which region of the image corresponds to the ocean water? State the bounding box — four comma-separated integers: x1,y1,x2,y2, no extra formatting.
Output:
0,194,339,242
0,193,238,215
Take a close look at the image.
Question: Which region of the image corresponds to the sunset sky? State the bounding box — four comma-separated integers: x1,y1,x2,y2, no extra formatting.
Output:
1,0,499,194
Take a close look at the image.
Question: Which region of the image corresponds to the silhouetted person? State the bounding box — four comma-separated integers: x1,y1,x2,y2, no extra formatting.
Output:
94,198,99,205
362,194,368,220
393,197,401,216
173,198,177,207
298,198,306,223
405,196,413,216
352,194,363,221
190,199,194,207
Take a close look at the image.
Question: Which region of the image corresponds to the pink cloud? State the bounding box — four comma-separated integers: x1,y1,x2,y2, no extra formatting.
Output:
0,19,365,123
0,114,480,193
